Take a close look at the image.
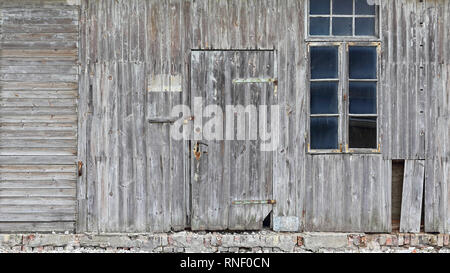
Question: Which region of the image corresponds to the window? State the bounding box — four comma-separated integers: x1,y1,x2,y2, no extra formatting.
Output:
307,0,380,153
308,42,380,152
308,0,378,37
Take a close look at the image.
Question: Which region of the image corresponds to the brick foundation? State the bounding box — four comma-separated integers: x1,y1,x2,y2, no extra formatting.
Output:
1,232,449,253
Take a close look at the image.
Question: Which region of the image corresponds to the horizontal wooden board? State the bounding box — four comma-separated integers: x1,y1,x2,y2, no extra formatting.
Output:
0,49,77,59
2,17,78,25
0,197,76,206
0,91,78,99
0,156,77,165
1,7,79,18
0,33,78,42
1,24,78,33
0,99,77,107
0,115,77,123
0,188,76,197
0,65,78,74
0,41,78,49
0,82,77,90
0,148,76,156
0,139,76,148
0,165,76,173
0,206,76,217
0,180,76,189
0,106,76,114
0,58,77,66
0,213,75,222
0,221,75,233
0,73,78,82
0,131,76,140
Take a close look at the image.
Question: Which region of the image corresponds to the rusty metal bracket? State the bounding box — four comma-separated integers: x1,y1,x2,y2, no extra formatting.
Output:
77,161,83,177
232,200,276,205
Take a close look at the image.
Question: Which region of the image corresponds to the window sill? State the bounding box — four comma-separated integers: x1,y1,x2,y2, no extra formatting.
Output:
305,37,381,43
307,150,381,155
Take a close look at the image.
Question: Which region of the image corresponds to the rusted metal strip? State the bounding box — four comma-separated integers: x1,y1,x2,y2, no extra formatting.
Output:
232,200,276,205
148,116,179,124
232,78,277,84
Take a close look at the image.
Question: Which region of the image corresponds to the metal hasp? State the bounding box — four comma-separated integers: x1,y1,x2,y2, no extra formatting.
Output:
232,200,276,205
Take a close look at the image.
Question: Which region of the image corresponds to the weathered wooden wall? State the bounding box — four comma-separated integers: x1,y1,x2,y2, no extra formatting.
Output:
0,0,447,233
0,2,79,232
76,0,390,233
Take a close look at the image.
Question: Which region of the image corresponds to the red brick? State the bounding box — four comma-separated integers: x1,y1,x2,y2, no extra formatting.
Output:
385,236,393,246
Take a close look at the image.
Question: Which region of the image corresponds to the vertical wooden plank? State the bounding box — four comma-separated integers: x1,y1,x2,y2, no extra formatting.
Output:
400,160,425,233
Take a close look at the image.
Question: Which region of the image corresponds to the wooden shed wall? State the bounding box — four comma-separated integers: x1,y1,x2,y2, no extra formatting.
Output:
75,0,450,233
0,0,447,233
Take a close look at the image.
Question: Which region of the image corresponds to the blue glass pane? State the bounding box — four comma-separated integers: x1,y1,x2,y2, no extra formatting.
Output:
356,0,376,15
349,117,377,148
310,117,338,149
333,0,353,15
310,0,330,15
310,17,330,36
310,82,338,114
355,18,375,36
349,46,377,79
332,17,352,36
349,81,377,114
310,46,338,79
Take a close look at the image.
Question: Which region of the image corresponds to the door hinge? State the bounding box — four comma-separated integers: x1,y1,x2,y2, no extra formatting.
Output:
77,161,83,177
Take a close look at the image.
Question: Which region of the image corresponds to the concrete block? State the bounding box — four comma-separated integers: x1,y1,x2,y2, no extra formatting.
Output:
273,216,299,232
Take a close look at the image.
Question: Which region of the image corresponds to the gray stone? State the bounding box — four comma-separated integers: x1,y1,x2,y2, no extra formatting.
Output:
303,233,349,251
273,216,299,232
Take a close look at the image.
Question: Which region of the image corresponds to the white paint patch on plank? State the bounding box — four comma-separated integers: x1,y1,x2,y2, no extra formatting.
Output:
148,74,182,92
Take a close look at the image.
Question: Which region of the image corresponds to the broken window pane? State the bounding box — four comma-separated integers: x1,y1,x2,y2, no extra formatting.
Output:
310,0,331,15
355,18,375,36
310,17,330,36
349,116,377,148
349,46,377,79
333,0,353,15
332,17,353,36
349,81,377,114
310,81,339,114
355,0,376,15
310,117,338,149
310,46,338,79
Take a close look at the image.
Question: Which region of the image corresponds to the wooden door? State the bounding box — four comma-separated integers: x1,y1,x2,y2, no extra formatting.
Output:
190,50,276,230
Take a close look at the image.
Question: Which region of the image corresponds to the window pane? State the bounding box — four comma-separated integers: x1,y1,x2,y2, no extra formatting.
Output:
310,0,330,15
332,17,352,36
349,46,377,79
333,0,353,15
310,117,339,149
349,81,377,114
310,17,330,36
355,0,376,15
310,46,338,79
349,117,377,148
355,18,375,36
311,82,339,114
